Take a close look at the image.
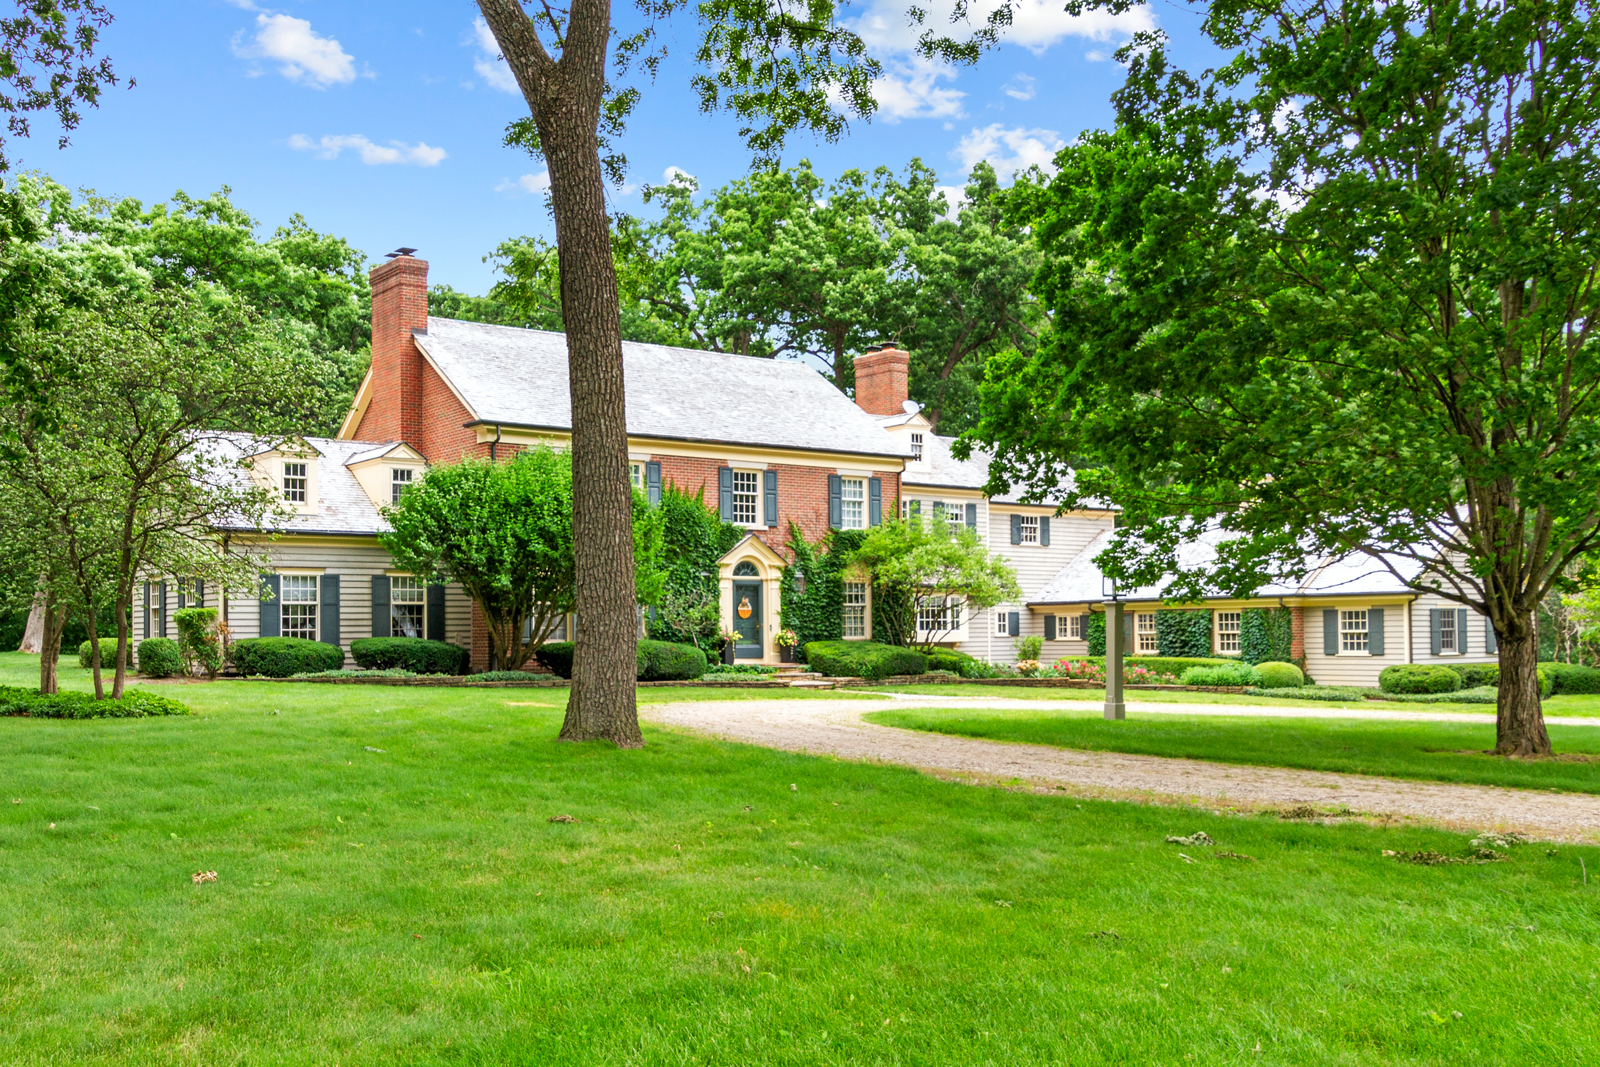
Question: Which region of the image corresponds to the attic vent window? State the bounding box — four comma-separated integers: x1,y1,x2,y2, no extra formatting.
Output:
910,432,923,460
283,461,308,503
391,467,413,503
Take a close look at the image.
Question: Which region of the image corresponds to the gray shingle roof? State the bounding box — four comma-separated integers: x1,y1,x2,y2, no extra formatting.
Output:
412,318,908,459
903,432,1088,506
214,434,396,536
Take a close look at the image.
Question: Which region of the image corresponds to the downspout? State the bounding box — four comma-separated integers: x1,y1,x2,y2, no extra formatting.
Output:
489,424,502,462
1405,594,1417,663
221,535,230,627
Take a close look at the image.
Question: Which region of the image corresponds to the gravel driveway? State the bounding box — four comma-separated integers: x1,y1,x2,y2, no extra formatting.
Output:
643,696,1600,843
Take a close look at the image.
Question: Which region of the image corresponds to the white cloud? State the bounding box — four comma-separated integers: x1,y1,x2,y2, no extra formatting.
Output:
235,14,357,89
290,134,447,166
952,123,1064,181
224,0,263,10
663,166,696,186
496,171,551,196
469,18,520,94
873,61,966,122
852,0,1154,58
1003,73,1036,101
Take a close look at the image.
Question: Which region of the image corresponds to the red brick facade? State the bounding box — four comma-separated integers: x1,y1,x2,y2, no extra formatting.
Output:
853,343,910,416
357,256,430,447
1290,605,1306,662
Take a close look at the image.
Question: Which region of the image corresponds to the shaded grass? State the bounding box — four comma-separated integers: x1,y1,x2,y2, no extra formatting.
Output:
866,705,1600,793
0,660,1596,1064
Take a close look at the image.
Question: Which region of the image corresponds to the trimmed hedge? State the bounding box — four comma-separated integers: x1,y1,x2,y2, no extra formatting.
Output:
470,670,552,682
1378,664,1462,694
77,638,121,669
231,637,345,678
1539,661,1600,695
1179,663,1257,686
0,685,190,718
926,649,978,676
1448,662,1499,688
804,640,928,680
1373,685,1499,705
531,639,707,682
136,637,184,678
1077,655,1242,677
1252,661,1305,689
1242,685,1368,702
350,637,471,675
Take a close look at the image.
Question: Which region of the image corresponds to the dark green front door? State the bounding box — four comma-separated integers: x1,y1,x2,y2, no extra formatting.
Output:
733,581,762,659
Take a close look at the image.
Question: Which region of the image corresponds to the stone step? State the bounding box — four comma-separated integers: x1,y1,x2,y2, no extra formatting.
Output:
785,679,835,689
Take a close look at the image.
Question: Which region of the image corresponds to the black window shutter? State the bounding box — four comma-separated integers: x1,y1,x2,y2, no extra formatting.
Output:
1429,608,1441,655
1486,616,1498,654
1010,514,1022,545
193,578,204,609
1044,615,1057,641
718,467,734,521
142,582,152,643
1323,609,1338,655
1079,614,1092,642
763,469,778,527
1368,607,1384,656
260,574,281,638
966,503,977,530
320,575,341,650
1008,611,1020,638
427,583,446,642
646,461,663,507
828,475,842,529
372,576,391,637
1039,516,1051,547
868,478,882,526
1457,609,1469,653
157,581,168,638
1123,611,1134,647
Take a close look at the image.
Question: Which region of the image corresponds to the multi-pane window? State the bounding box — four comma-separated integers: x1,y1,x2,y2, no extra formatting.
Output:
1058,615,1082,640
391,467,413,504
843,582,868,638
1438,609,1457,653
1136,612,1159,653
1018,515,1040,545
1340,609,1369,653
1216,611,1241,653
995,610,1010,636
946,503,964,537
283,461,307,503
840,477,865,530
917,596,961,634
630,463,644,491
732,470,759,525
910,432,924,460
391,576,426,638
280,575,318,640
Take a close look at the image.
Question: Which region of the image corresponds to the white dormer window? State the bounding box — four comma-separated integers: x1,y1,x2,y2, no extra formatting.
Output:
391,468,413,504
910,432,924,460
283,461,308,503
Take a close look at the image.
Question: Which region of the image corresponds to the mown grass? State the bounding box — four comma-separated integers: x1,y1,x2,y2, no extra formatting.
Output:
866,705,1600,793
873,681,1600,717
0,654,1597,1064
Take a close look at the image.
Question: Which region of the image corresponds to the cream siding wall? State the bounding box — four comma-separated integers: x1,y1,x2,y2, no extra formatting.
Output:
1409,591,1496,665
1304,605,1407,687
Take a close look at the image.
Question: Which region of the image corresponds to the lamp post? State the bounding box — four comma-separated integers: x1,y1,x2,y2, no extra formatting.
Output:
1103,578,1126,721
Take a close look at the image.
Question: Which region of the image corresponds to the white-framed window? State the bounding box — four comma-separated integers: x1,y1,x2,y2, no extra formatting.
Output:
1136,612,1158,653
1438,609,1457,654
910,432,924,460
917,595,962,634
1340,609,1369,653
391,576,426,638
630,462,644,491
1018,515,1040,545
1058,614,1082,640
843,581,868,638
1216,611,1241,653
840,477,865,530
280,575,318,640
391,467,413,504
732,470,760,525
946,503,964,537
283,461,307,503
995,610,1010,636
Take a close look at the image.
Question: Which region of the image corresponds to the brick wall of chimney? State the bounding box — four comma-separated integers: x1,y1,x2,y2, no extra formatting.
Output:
358,255,430,448
852,344,910,417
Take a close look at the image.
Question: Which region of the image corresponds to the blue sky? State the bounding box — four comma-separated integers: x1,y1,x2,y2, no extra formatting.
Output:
19,0,1214,295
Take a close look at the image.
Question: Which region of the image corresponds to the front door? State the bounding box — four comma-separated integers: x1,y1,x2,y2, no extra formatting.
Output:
733,581,762,659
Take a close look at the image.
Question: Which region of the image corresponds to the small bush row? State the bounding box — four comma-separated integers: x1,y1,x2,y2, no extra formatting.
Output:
1242,685,1369,702
349,637,470,675
0,685,190,718
467,670,550,682
1178,661,1305,688
803,641,928,680
533,640,708,682
230,637,345,678
703,663,778,676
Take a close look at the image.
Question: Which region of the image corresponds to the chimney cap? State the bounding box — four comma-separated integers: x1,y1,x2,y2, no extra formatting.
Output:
863,344,883,354
386,247,418,259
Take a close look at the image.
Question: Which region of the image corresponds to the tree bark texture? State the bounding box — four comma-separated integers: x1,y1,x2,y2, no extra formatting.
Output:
1494,612,1551,757
478,0,641,747
38,595,64,696
17,596,44,653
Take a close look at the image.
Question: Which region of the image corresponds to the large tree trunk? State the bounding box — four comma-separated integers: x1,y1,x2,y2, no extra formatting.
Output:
112,589,129,699
38,594,65,696
478,0,641,747
1494,611,1550,757
17,595,44,653
85,596,105,700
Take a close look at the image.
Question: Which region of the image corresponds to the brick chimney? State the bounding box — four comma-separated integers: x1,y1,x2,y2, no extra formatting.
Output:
364,251,430,447
853,342,910,417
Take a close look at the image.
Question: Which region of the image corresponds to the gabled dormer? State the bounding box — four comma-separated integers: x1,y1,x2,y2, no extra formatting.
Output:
875,406,933,475
344,441,427,511
248,438,323,516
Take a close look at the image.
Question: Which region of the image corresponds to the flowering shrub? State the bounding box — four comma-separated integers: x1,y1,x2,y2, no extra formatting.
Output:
1054,659,1106,682
774,628,800,648
1016,658,1041,677
1124,664,1180,685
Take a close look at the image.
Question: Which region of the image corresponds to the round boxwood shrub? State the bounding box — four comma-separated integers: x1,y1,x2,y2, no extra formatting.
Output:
1378,664,1462,694
1450,662,1499,688
533,641,575,678
77,638,121,670
1251,661,1305,689
926,649,978,675
638,639,708,681
230,637,345,678
349,637,470,675
1179,663,1258,686
803,640,928,680
136,637,184,678
1539,661,1600,695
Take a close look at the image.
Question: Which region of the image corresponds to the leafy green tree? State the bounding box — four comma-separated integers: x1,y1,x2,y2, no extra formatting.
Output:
848,516,1018,650
970,0,1600,755
0,1,123,173
646,484,742,649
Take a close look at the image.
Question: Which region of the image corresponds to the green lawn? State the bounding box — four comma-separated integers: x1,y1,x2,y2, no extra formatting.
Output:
872,681,1600,717
866,705,1600,793
1,655,1598,1064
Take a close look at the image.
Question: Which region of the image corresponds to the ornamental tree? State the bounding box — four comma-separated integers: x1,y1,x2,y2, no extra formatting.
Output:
968,0,1600,755
849,516,1018,650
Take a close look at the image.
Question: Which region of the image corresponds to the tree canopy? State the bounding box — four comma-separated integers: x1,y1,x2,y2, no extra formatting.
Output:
849,515,1019,650
968,0,1600,754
